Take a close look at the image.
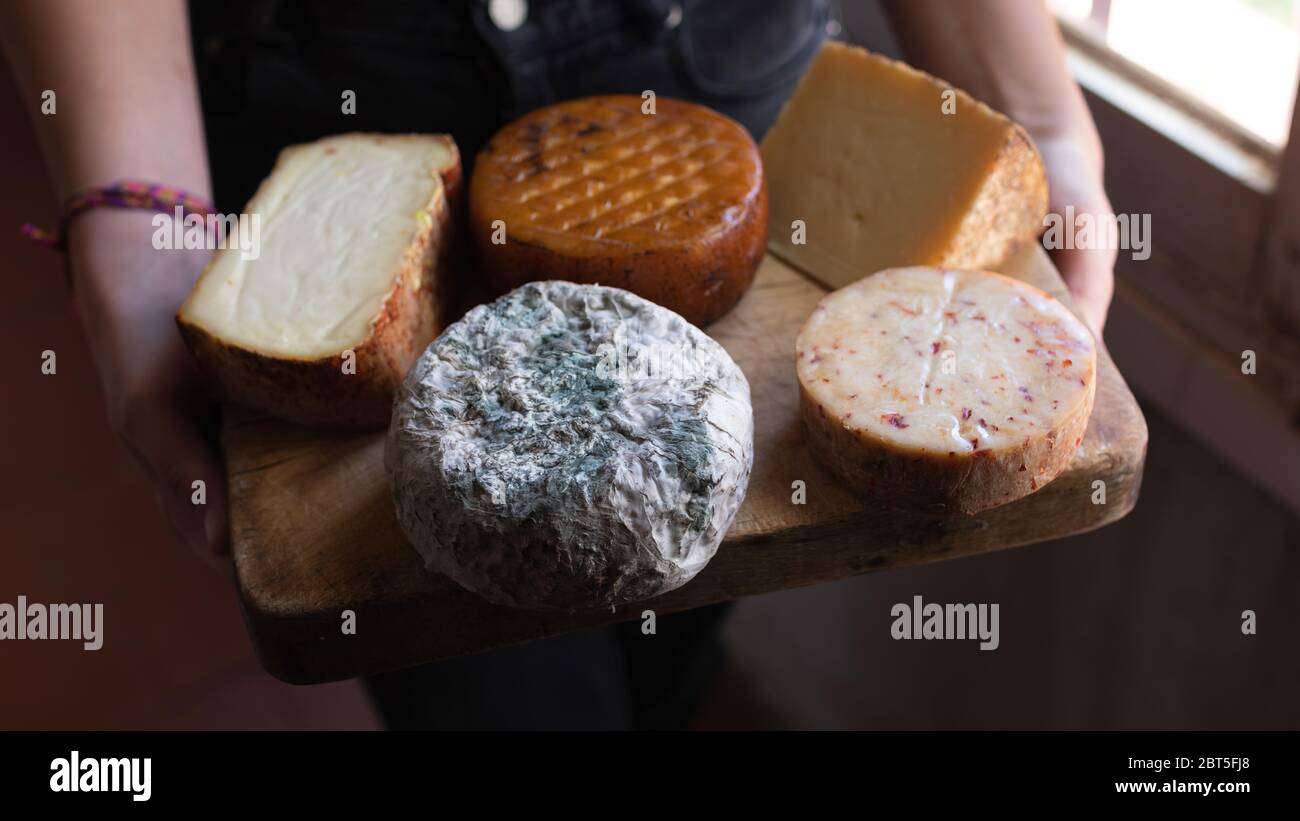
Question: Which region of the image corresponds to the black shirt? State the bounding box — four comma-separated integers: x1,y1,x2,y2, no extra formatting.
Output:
189,0,830,209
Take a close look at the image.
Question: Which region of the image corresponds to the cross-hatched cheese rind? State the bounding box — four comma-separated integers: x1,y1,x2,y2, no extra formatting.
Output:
469,95,767,327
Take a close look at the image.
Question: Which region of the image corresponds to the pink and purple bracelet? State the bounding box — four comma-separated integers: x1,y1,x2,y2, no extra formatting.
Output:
22,180,215,251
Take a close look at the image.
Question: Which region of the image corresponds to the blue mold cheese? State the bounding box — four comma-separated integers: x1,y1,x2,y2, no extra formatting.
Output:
386,280,754,611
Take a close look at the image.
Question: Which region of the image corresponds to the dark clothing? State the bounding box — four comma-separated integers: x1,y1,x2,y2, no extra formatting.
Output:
365,603,734,730
190,0,829,209
189,0,829,730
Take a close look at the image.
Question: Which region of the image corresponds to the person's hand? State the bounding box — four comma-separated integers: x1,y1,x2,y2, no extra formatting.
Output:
1035,134,1116,334
66,209,228,566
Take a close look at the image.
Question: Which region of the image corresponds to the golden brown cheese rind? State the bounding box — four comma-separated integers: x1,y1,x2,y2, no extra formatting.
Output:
469,95,767,326
796,267,1096,514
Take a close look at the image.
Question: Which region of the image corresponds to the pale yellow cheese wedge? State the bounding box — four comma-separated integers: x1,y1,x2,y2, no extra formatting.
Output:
761,42,1048,289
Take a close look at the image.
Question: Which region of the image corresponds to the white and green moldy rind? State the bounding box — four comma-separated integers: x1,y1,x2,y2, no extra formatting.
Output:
386,280,754,612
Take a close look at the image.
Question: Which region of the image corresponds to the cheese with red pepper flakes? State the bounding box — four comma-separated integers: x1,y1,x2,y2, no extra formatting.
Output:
796,267,1096,514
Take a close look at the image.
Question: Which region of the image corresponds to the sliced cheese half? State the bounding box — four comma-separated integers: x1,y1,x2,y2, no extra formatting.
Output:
797,267,1095,513
761,42,1048,289
178,133,460,429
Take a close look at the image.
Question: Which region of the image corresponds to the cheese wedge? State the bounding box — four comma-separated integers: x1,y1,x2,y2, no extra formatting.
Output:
178,133,460,429
797,267,1096,513
761,42,1048,289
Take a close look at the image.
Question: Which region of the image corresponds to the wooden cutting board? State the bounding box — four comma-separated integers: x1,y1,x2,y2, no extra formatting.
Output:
224,244,1147,684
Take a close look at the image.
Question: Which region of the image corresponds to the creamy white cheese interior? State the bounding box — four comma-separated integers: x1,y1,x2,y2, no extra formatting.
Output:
797,267,1096,455
182,135,451,358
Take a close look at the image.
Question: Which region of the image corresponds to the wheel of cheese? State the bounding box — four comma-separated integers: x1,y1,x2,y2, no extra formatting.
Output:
386,280,754,612
469,95,767,327
796,267,1096,514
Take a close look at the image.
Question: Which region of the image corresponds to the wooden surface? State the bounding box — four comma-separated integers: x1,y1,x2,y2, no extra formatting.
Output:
225,245,1147,684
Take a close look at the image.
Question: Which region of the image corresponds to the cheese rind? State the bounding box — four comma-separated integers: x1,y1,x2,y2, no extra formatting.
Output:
469,95,767,326
387,280,754,611
761,42,1048,289
177,133,460,429
796,267,1096,513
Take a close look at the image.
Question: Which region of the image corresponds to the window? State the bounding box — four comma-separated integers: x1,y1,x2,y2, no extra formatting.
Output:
1045,0,1300,514
1050,0,1299,149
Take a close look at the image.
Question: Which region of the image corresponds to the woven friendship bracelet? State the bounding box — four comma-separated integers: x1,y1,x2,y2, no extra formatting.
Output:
22,180,215,250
